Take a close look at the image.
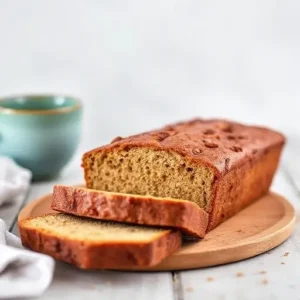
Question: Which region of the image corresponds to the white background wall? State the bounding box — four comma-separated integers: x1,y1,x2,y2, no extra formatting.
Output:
0,1,299,154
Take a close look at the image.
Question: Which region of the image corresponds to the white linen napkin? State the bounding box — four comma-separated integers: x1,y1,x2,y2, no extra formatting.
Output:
0,157,55,299
0,157,32,207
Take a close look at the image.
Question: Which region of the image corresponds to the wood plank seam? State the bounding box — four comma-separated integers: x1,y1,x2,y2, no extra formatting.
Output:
281,165,300,200
172,272,184,300
278,166,300,254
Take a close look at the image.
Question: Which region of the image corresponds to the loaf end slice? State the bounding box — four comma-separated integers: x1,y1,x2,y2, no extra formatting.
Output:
19,214,181,269
51,185,209,238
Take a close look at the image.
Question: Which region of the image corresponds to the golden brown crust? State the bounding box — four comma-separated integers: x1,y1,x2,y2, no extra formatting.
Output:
51,185,208,238
18,217,181,269
208,144,284,230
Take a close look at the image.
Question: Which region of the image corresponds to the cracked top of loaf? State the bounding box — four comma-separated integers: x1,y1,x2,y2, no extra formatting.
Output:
83,118,285,176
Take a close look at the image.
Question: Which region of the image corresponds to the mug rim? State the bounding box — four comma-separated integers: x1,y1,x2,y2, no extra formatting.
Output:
0,94,82,115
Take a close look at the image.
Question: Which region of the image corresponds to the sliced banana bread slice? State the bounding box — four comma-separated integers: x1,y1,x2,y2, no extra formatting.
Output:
19,213,181,270
51,185,208,238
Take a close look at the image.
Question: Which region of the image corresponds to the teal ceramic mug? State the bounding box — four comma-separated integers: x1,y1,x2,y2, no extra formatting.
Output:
0,94,82,180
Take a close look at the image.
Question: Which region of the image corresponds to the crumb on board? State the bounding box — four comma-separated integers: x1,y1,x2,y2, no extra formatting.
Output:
261,279,268,285
236,272,244,277
82,284,96,289
281,262,285,265
207,277,214,282
185,287,194,292
259,271,267,275
283,252,290,257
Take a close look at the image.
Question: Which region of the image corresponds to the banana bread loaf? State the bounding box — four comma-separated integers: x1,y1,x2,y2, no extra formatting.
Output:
82,118,285,231
51,185,208,238
19,213,181,269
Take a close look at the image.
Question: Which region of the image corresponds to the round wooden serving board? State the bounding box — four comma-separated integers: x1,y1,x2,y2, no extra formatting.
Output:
18,191,295,271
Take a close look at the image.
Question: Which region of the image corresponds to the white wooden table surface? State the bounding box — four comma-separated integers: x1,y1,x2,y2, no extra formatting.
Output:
0,137,298,300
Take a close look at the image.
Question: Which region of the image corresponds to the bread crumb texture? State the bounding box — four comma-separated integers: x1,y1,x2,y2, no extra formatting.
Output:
85,148,214,208
22,214,169,242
